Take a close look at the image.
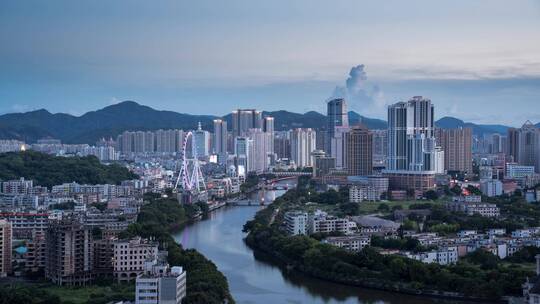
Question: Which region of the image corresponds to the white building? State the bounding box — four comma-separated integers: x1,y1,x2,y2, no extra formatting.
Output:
284,211,308,235
114,238,159,282
136,262,186,304
506,163,535,179
308,214,355,235
193,122,210,158
290,128,317,168
323,235,370,252
330,126,350,169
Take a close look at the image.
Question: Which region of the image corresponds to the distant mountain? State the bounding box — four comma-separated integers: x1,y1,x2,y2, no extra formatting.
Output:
435,116,510,136
0,101,534,143
0,101,216,143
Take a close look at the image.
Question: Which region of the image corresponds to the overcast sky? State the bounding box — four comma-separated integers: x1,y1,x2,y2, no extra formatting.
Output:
1,0,539,126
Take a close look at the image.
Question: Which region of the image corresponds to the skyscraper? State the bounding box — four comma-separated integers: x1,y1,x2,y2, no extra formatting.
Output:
372,129,388,168
387,96,436,172
291,128,317,168
274,131,291,160
235,137,254,176
232,109,263,137
385,96,437,191
213,119,228,155
435,127,473,174
326,98,349,153
507,127,520,163
330,126,350,169
517,121,540,172
193,122,210,158
345,125,373,176
247,128,272,173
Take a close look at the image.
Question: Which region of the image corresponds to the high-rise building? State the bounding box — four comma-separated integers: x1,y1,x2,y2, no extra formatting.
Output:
491,134,506,154
507,127,520,163
155,129,184,153
232,109,263,137
345,125,373,176
387,96,436,172
213,119,228,155
45,219,93,285
326,98,349,153
385,96,437,191
193,122,210,158
235,137,254,175
435,127,473,174
274,131,291,160
517,121,540,173
291,128,317,168
372,129,388,168
247,128,272,173
0,220,12,277
331,126,350,169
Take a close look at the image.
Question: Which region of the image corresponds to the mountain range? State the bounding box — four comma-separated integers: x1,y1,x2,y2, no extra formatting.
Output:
0,101,536,144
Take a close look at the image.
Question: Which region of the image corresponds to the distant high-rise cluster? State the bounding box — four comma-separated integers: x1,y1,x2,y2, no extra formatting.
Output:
118,129,185,154
507,121,540,173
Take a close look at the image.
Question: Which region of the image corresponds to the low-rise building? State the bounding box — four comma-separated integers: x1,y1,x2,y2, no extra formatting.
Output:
284,211,308,236
135,262,187,304
446,201,500,217
323,235,371,252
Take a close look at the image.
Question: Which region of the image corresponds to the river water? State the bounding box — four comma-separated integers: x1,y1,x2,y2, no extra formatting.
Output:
173,184,471,304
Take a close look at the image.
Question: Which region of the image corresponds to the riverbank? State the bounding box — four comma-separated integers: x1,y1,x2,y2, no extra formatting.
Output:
242,178,527,303
120,197,236,304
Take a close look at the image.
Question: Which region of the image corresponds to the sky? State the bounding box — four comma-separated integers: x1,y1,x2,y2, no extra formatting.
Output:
1,0,539,126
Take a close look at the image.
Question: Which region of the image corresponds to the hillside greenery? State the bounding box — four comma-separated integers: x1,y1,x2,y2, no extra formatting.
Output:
0,151,138,188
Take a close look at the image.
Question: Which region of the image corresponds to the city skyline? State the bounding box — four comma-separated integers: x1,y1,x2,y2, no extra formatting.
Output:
1,1,540,125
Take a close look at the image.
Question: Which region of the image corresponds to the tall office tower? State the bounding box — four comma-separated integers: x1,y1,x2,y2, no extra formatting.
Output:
518,121,540,172
491,134,506,154
434,127,473,173
274,131,291,160
193,122,210,158
247,128,272,173
232,109,263,137
213,119,228,155
331,126,350,169
290,128,317,168
387,96,436,172
385,96,437,191
45,219,93,285
372,129,388,168
345,125,373,176
0,220,12,277
326,98,349,153
235,137,254,176
507,127,520,163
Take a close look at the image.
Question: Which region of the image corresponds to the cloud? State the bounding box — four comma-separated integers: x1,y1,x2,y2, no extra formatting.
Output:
331,65,387,116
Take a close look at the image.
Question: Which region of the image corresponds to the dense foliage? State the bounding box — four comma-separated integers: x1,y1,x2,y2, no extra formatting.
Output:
243,179,534,300
121,198,235,304
0,151,137,188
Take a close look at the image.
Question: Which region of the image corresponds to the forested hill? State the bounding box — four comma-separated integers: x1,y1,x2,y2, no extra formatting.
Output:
0,151,138,188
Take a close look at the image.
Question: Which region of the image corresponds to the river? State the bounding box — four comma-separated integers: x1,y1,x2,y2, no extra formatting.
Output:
173,183,471,304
